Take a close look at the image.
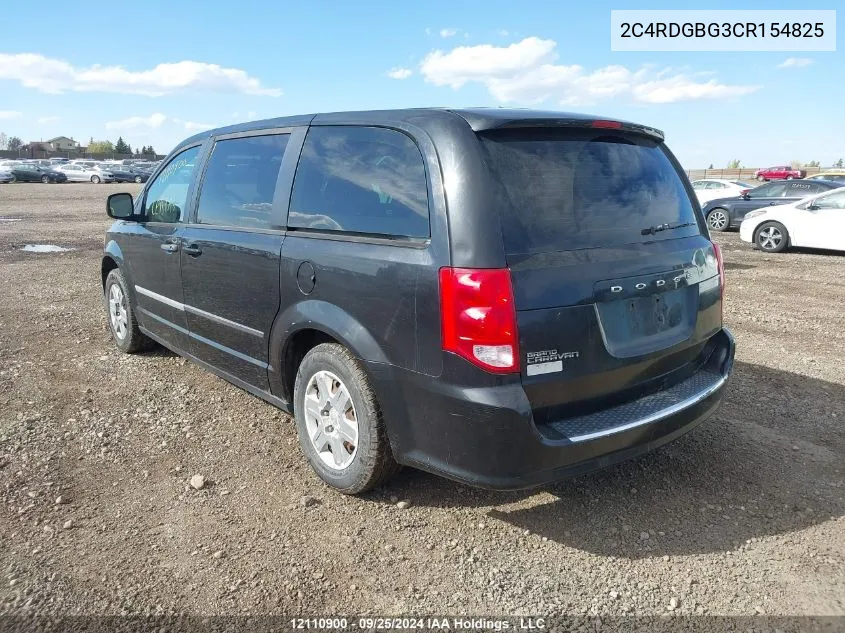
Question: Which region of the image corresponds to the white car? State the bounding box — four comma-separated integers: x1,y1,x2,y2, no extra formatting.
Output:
739,186,845,253
691,179,754,205
56,164,115,184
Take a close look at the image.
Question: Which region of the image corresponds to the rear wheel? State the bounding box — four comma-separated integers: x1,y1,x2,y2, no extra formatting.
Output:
706,208,729,232
104,268,154,353
91,175,101,184
293,343,399,494
41,175,50,184
755,221,789,253
134,175,142,183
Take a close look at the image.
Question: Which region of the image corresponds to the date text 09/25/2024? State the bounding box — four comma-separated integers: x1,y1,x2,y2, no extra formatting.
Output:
290,617,548,630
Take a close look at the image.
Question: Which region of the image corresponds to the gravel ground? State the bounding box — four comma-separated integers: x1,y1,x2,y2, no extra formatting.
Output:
0,184,843,618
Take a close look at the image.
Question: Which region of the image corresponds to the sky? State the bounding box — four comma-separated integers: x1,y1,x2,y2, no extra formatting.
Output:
0,0,841,168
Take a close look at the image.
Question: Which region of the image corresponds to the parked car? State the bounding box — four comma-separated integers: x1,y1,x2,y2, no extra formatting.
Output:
101,108,734,494
740,187,845,253
0,168,13,183
101,165,149,183
9,164,68,183
805,171,845,183
56,164,114,183
691,179,754,205
753,165,805,181
701,179,843,231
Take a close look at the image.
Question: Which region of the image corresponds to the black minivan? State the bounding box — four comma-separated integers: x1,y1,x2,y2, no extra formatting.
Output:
102,108,735,494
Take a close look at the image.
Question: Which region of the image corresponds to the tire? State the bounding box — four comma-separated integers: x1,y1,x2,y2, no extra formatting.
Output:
104,268,154,353
754,221,789,253
91,175,101,184
786,175,794,180
41,175,50,184
706,208,730,232
134,176,142,183
293,343,400,494
757,175,766,182
8,175,14,184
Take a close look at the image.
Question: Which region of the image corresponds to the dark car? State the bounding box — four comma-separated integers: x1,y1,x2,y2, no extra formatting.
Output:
104,166,150,183
10,164,68,183
702,179,844,232
101,108,734,494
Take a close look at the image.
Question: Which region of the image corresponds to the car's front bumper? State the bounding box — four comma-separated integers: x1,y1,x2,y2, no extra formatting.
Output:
739,219,759,243
370,328,735,490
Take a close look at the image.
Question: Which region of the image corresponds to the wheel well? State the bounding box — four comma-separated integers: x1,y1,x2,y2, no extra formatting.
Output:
101,256,118,289
282,329,339,403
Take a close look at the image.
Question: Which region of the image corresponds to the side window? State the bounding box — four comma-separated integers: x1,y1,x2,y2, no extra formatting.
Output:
288,126,430,238
143,146,202,223
196,134,289,229
691,181,705,190
755,182,787,198
814,190,845,209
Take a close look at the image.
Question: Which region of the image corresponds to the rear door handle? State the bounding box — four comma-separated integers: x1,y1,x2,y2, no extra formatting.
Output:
183,243,202,257
160,241,179,253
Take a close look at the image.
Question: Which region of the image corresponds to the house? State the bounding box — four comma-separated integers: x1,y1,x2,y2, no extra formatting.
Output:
46,136,81,151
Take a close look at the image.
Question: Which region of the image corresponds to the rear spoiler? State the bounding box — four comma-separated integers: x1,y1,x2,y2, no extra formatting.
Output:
474,117,665,142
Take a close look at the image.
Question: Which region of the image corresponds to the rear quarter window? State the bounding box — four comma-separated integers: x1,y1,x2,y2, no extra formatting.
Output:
288,126,430,239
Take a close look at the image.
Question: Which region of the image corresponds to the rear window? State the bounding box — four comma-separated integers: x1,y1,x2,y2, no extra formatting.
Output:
478,129,701,254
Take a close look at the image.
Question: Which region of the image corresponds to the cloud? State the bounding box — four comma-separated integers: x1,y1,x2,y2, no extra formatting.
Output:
440,28,459,38
497,29,510,37
106,113,168,130
387,67,413,80
0,53,281,97
0,110,22,119
778,57,813,69
37,116,59,124
172,118,217,132
419,37,759,105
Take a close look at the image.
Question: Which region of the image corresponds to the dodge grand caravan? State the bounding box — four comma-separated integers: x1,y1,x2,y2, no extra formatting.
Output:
101,108,735,494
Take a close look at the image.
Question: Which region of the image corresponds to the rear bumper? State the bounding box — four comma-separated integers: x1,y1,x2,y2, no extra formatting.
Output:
371,328,735,490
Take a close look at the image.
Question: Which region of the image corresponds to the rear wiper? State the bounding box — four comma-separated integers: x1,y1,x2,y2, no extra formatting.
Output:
640,221,696,236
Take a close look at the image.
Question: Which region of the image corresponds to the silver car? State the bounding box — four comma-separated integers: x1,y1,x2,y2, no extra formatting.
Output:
0,168,13,183
56,164,115,184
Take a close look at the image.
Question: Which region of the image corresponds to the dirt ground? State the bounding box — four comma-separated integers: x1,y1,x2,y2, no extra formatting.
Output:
0,183,843,619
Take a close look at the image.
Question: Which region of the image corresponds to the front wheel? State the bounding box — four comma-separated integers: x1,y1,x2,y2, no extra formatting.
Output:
91,175,101,184
755,221,789,253
786,175,794,180
757,175,766,182
706,208,729,232
293,343,399,494
104,268,154,353
134,175,142,183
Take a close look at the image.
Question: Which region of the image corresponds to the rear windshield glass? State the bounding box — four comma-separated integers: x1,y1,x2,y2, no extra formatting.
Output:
478,129,700,254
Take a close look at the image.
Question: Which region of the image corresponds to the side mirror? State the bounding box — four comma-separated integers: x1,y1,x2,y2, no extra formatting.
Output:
107,192,135,219
806,203,820,211
741,192,751,199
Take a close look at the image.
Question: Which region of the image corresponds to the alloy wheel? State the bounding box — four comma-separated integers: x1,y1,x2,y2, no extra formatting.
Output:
708,210,728,231
757,226,783,251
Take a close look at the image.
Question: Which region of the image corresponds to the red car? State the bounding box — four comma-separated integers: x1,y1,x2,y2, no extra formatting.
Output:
753,165,805,181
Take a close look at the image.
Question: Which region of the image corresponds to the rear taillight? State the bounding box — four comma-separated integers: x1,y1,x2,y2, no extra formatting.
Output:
712,242,725,323
439,267,519,374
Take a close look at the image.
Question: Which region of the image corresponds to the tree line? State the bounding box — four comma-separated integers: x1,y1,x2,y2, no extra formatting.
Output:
83,136,157,156
0,132,156,156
